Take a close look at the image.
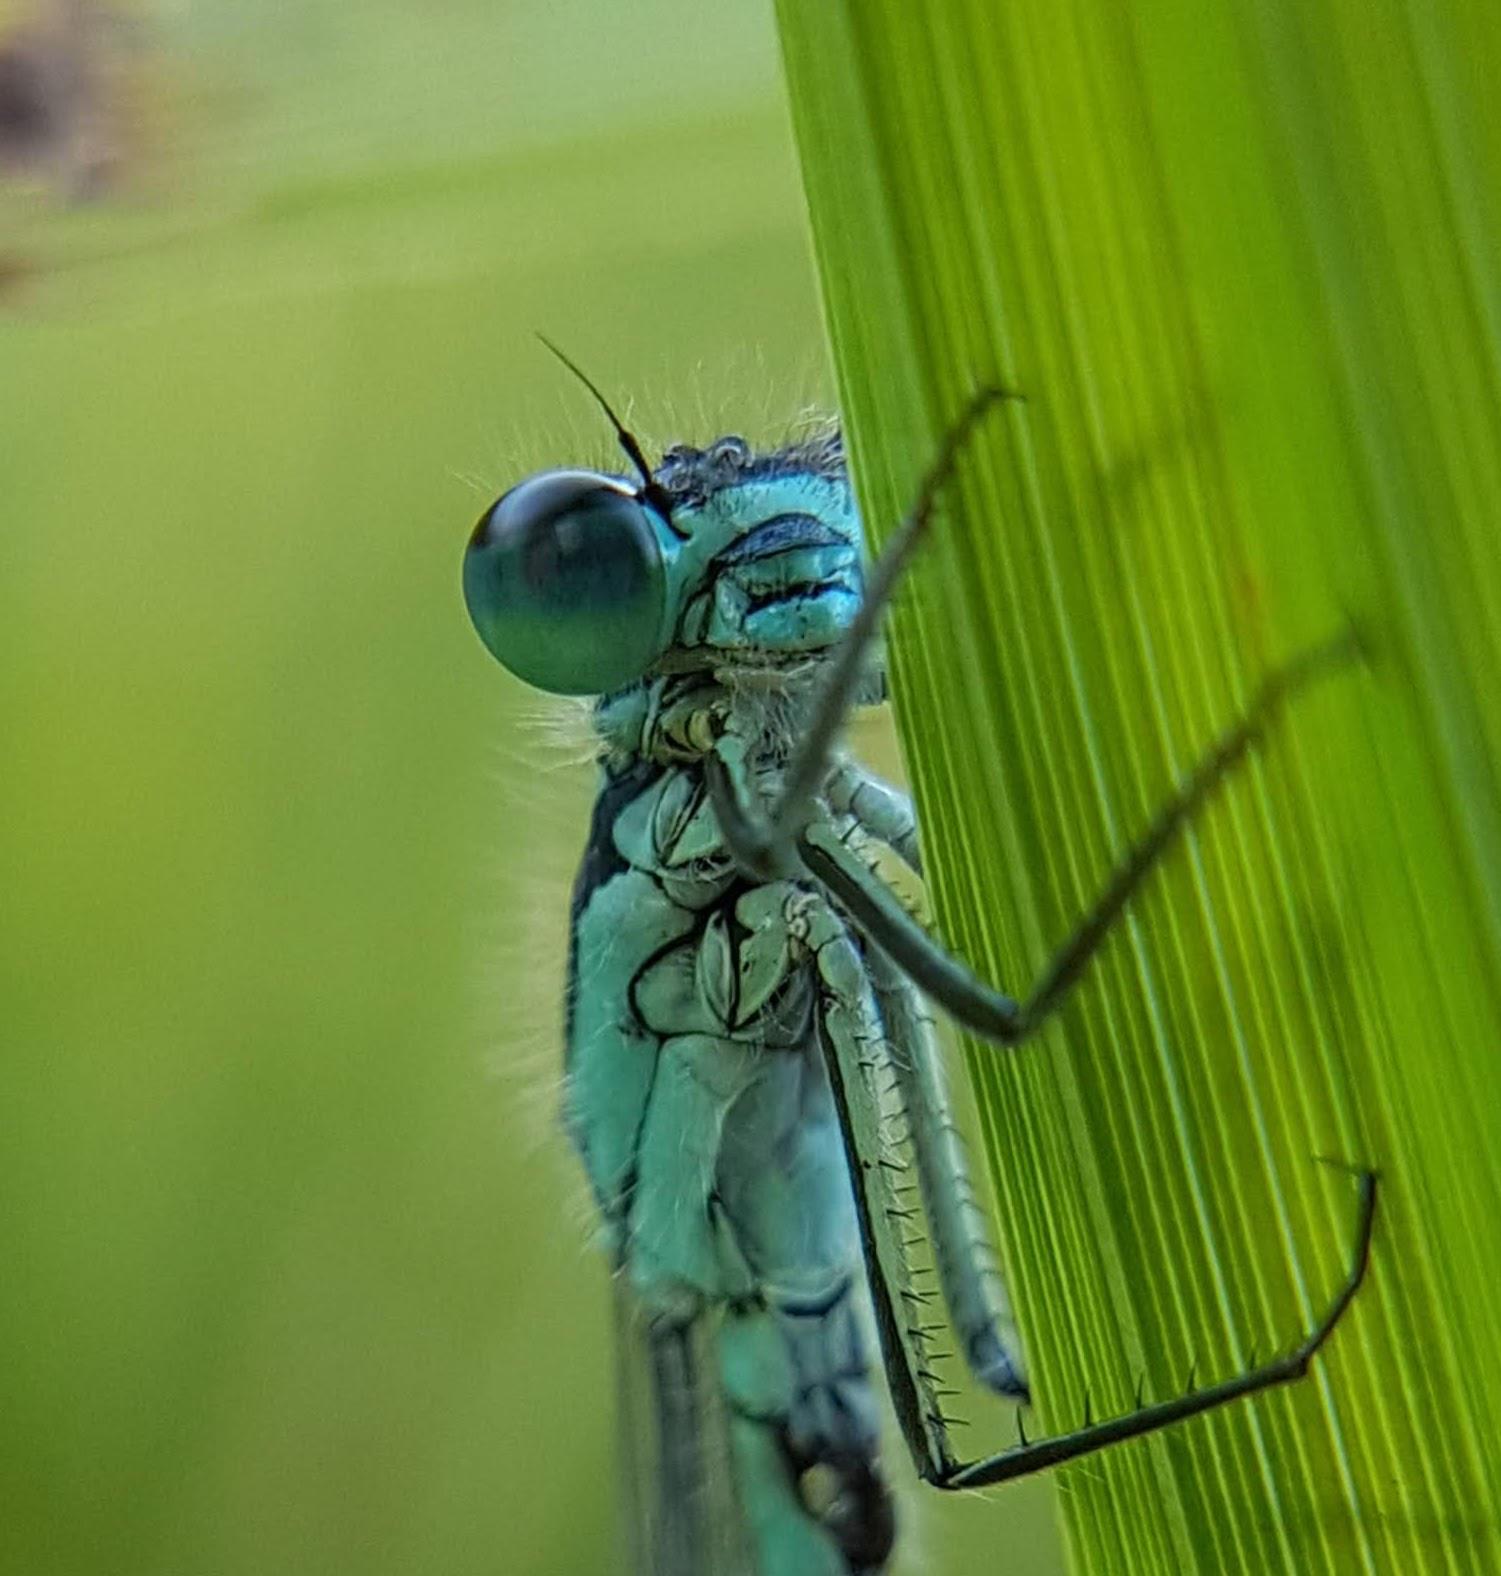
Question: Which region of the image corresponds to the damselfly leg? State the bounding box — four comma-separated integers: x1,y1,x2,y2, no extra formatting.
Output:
795,627,1364,1044
935,1165,1377,1488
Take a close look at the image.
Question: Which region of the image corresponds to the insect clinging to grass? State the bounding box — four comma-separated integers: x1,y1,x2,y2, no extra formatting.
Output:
460,346,1377,1576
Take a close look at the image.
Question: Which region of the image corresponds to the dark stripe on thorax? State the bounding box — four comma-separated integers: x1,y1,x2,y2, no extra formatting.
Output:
564,755,665,1052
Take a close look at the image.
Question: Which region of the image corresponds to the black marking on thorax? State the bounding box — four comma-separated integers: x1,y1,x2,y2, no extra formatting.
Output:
711,512,848,564
564,755,666,1052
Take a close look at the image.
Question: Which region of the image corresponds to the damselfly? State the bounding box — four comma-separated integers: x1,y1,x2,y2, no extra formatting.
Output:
462,356,1377,1576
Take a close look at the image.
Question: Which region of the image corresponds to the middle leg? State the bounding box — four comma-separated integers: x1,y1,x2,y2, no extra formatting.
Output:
789,630,1363,1047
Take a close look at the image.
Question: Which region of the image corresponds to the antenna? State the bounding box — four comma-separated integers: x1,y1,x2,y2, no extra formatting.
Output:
536,334,678,527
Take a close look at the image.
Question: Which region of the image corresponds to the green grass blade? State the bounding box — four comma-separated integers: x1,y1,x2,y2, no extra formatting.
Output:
776,2,1501,1570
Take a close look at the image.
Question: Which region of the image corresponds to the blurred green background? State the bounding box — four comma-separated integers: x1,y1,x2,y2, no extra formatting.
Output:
0,3,1063,1572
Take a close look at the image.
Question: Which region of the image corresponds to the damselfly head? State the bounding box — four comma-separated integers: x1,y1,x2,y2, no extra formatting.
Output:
463,426,865,699
464,343,864,698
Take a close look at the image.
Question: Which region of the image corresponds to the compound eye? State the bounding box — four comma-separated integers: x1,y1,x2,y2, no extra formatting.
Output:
462,470,670,695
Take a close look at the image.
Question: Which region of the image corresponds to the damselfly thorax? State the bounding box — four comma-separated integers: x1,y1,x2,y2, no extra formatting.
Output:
461,362,1377,1576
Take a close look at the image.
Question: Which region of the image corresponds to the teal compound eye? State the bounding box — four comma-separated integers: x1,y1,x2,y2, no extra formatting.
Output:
463,469,672,696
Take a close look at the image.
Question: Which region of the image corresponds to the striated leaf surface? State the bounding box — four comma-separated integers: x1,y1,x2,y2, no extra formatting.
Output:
776,2,1501,1570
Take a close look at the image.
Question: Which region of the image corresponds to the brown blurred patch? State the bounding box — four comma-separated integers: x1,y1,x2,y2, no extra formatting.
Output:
0,248,34,296
0,0,138,201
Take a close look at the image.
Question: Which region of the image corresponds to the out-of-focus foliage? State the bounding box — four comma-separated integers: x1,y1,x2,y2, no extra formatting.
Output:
0,3,1066,1573
778,1,1501,1572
